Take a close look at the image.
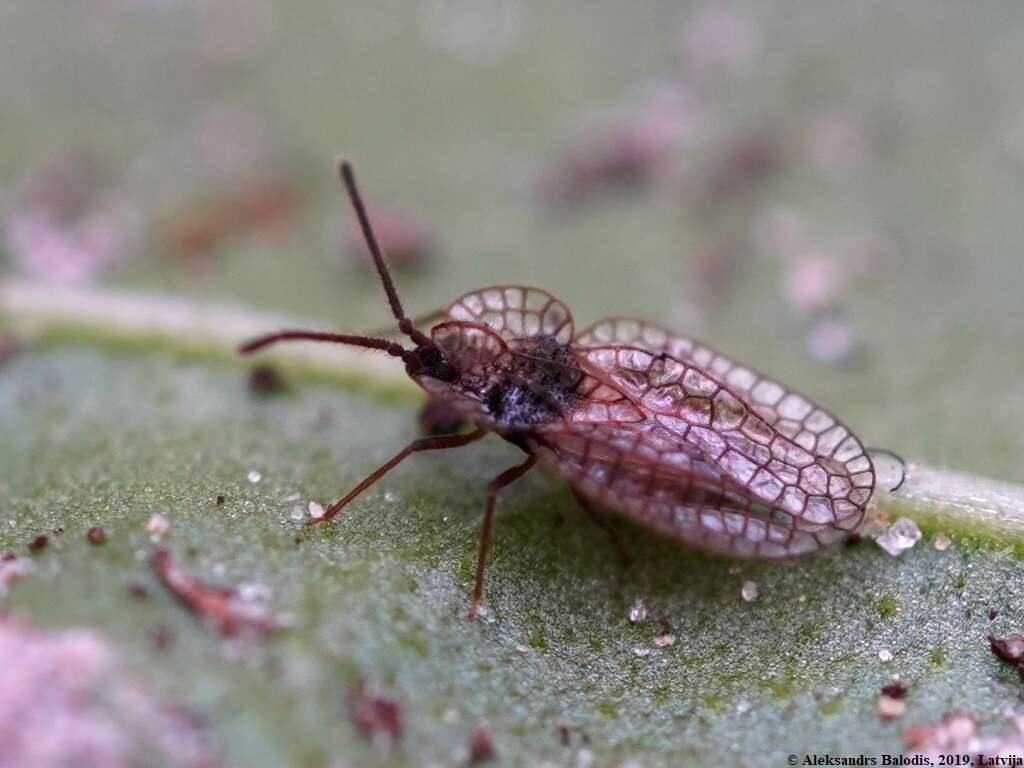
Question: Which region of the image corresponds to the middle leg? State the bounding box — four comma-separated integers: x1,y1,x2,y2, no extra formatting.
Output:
468,454,537,619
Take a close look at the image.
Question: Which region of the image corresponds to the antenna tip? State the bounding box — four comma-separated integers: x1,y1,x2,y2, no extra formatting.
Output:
336,155,355,184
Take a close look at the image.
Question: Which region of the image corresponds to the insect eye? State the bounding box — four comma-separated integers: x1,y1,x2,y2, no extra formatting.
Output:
409,345,458,383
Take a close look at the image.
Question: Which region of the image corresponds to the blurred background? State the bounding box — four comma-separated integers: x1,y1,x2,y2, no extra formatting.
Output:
2,0,1023,480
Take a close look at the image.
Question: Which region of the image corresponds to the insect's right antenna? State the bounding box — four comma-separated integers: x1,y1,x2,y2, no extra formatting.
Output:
338,158,433,348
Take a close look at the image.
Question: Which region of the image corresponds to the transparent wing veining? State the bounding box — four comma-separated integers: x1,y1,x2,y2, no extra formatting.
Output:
431,321,507,373
530,421,848,558
571,344,873,533
575,318,858,438
447,286,574,344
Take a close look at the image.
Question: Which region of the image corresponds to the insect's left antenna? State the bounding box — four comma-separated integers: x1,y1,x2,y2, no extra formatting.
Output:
338,158,432,348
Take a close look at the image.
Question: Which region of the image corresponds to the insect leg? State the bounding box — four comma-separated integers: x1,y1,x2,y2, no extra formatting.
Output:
308,428,486,526
570,489,632,566
468,454,537,619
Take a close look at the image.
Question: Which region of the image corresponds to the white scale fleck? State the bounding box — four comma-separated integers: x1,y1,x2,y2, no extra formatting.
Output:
878,648,894,662
146,512,170,538
806,314,859,365
308,501,325,519
632,646,651,658
741,580,759,602
878,695,906,720
874,517,922,556
238,582,271,602
628,598,648,623
247,470,262,484
933,532,952,551
289,505,305,521
654,633,676,648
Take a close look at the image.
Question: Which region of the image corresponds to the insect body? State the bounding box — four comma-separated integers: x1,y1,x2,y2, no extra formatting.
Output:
240,159,876,618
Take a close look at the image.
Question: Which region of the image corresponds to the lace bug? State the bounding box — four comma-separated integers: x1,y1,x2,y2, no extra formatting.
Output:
240,158,876,618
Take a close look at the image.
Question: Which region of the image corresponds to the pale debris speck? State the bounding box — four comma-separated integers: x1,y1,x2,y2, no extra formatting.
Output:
514,644,528,655
933,533,952,551
0,554,33,595
575,748,595,768
878,648,894,662
308,501,325,520
806,313,860,366
628,598,648,623
741,580,759,602
878,695,906,720
238,582,272,602
654,633,676,648
632,646,650,658
289,505,305,521
247,470,262,484
146,513,170,538
874,517,922,556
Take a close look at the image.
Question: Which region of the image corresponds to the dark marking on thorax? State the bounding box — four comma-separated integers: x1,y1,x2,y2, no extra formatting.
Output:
481,335,582,429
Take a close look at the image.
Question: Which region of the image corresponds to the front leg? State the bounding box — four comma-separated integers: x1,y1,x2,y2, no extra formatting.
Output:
309,428,486,525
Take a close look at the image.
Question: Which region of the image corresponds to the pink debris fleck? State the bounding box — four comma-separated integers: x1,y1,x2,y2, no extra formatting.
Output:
806,314,860,366
654,633,676,648
741,580,759,602
782,255,846,317
678,1,760,81
308,501,325,520
344,203,436,273
419,0,524,65
539,86,698,206
351,679,402,752
4,153,137,285
467,721,497,764
149,550,281,640
0,554,33,596
904,710,1024,759
988,634,1024,666
933,533,952,552
0,618,219,767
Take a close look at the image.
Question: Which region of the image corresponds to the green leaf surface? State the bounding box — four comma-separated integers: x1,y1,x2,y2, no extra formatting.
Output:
3,2,1024,765
3,343,1024,767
